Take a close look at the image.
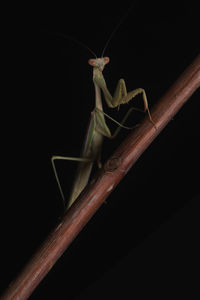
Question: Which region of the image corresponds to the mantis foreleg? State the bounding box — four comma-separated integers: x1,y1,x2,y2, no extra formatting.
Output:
96,76,153,122
89,58,153,123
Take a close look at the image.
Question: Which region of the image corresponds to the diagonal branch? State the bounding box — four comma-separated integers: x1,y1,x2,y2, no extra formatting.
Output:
1,54,200,300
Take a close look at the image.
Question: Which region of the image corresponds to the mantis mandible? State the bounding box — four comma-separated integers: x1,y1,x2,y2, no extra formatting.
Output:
51,52,154,210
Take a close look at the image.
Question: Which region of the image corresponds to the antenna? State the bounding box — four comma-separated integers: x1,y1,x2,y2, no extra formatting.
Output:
51,32,97,58
101,2,137,57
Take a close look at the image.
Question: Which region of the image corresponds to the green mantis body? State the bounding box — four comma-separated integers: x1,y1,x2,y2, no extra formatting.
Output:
52,56,153,210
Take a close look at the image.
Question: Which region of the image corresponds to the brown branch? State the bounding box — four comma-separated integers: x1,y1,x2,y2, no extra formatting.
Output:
1,54,200,300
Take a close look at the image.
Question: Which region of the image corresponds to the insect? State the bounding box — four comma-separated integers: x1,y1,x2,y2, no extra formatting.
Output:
51,17,154,211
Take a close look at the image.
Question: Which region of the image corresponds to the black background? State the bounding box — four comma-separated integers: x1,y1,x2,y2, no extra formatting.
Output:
1,0,200,299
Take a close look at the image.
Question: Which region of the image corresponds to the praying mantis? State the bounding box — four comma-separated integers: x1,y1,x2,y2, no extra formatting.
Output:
51,37,154,211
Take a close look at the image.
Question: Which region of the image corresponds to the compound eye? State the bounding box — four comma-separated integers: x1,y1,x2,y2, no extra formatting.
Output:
104,57,110,64
88,59,96,66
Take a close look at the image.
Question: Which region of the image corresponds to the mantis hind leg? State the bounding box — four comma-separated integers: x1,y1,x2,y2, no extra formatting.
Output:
51,155,92,207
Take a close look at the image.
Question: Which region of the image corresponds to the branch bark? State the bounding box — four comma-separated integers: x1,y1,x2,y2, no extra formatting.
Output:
1,54,200,300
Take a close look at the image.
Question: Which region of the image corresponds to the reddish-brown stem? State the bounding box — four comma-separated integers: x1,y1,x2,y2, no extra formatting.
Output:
1,54,200,300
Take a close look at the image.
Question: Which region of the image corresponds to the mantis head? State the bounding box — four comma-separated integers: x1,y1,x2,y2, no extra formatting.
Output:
88,57,110,71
